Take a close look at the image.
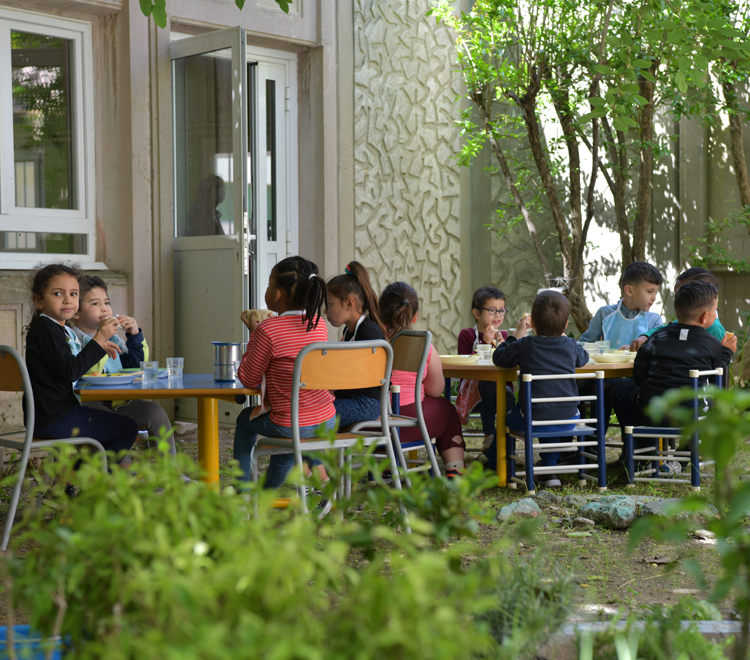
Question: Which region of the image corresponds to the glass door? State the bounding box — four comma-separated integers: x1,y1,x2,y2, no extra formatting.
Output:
171,27,248,423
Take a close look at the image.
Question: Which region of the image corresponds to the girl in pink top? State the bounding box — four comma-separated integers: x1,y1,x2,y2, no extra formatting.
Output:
235,256,336,489
380,282,465,478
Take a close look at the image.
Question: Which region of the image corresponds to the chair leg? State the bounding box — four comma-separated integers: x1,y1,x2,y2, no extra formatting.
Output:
524,432,535,495
623,430,635,487
1,450,30,552
345,453,352,500
295,450,308,514
577,436,586,486
506,431,516,488
391,429,412,489
382,436,410,535
690,430,700,490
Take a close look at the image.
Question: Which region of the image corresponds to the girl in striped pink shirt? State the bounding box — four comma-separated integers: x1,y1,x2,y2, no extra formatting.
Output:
235,256,336,489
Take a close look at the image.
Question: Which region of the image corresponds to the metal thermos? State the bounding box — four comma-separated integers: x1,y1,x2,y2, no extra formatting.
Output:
212,341,241,382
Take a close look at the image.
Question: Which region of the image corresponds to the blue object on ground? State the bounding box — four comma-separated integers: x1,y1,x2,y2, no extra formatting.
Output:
0,625,61,660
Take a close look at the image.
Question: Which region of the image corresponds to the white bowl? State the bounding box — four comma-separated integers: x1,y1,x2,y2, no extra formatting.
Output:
590,352,636,364
80,374,138,386
440,354,480,366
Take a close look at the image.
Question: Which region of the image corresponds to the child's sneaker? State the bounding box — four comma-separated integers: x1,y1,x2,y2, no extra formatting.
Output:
482,434,494,453
539,475,561,488
445,468,463,480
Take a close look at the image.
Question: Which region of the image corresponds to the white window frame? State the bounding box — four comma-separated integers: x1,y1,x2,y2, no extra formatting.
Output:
0,7,100,269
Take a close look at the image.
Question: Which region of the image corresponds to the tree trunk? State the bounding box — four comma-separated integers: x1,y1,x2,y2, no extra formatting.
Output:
475,99,553,284
721,77,750,223
516,95,574,271
568,278,593,333
632,66,657,262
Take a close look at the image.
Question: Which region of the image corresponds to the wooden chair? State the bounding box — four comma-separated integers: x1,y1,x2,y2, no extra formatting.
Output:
0,345,108,552
351,330,442,484
249,340,405,516
622,367,722,490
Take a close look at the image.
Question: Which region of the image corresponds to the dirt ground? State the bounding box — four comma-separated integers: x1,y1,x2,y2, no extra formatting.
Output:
0,421,741,625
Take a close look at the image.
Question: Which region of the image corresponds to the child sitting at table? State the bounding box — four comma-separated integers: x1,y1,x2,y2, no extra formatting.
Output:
456,286,516,472
24,264,138,465
625,281,736,428
69,275,178,461
235,256,337,489
380,282,466,479
326,261,387,428
491,290,589,488
629,267,727,352
579,261,664,432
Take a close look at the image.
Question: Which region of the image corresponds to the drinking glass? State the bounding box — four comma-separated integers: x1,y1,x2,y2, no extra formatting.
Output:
141,361,159,384
595,340,610,354
476,344,493,364
167,357,184,381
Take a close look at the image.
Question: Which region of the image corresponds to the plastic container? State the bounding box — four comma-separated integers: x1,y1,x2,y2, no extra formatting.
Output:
0,625,61,659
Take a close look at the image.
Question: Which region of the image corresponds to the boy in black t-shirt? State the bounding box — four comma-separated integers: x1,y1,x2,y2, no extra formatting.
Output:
631,281,736,425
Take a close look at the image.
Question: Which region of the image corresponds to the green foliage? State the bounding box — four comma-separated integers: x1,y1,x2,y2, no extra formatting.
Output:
583,597,730,659
630,386,750,659
1,438,572,659
684,206,750,274
137,0,291,27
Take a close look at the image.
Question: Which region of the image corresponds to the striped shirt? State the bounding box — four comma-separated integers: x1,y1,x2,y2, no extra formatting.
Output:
237,313,335,427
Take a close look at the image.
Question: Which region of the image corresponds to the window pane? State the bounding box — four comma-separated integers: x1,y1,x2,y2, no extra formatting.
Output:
265,79,277,242
0,231,87,254
173,49,235,237
12,30,76,210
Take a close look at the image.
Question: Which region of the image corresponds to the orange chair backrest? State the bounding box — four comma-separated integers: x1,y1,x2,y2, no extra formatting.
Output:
299,345,388,392
0,349,24,393
391,333,427,373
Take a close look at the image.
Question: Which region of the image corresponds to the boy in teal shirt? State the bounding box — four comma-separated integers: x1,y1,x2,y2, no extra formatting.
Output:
629,267,725,351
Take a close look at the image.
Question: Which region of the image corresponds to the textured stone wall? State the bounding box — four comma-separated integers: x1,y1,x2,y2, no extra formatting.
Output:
353,0,463,353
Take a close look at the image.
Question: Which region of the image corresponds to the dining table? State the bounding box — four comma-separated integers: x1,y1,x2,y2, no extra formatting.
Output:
441,361,635,487
75,374,259,485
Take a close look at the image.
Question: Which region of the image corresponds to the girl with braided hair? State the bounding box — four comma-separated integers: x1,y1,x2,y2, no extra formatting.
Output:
379,282,466,479
325,261,387,428
235,256,336,489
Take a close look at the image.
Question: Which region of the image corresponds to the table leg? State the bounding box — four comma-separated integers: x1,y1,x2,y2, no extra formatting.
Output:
496,372,508,487
197,396,220,486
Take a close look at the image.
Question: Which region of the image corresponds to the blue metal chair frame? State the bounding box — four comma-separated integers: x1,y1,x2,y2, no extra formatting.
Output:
622,368,722,490
507,371,607,495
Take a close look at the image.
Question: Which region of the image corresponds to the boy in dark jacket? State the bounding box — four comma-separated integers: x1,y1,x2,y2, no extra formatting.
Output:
632,280,736,425
490,290,589,487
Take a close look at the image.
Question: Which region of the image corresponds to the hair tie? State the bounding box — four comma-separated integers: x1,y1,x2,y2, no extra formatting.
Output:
344,263,353,276
402,299,410,306
308,272,317,280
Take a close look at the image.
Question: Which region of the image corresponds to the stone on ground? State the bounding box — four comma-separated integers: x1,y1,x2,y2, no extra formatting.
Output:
573,517,595,528
577,495,638,529
496,498,542,522
533,491,563,508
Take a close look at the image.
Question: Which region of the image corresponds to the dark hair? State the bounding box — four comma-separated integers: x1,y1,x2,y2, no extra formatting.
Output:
27,262,81,332
327,261,386,334
673,281,718,321
471,286,506,313
378,282,419,340
675,266,717,288
271,256,327,331
531,290,570,336
78,274,108,298
620,261,663,289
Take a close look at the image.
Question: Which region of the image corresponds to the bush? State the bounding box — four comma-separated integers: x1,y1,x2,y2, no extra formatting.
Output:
2,443,570,660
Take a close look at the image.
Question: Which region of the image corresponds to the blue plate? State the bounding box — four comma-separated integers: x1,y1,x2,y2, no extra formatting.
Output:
80,374,137,386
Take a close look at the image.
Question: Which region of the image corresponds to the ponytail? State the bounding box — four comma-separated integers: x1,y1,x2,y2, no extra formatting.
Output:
271,256,327,331
378,282,419,340
327,260,386,335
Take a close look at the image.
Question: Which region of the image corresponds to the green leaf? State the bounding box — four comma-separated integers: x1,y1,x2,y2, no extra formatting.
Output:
594,64,614,75
613,117,630,133
138,0,153,17
620,83,639,94
633,94,649,106
675,71,688,95
152,4,167,27
633,58,652,68
236,0,246,8
589,97,607,107
640,70,656,82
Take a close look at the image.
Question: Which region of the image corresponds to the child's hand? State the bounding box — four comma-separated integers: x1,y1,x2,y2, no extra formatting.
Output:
514,313,531,338
483,326,498,346
116,314,138,336
629,336,647,352
98,316,120,337
241,310,259,332
101,339,121,360
722,332,737,353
